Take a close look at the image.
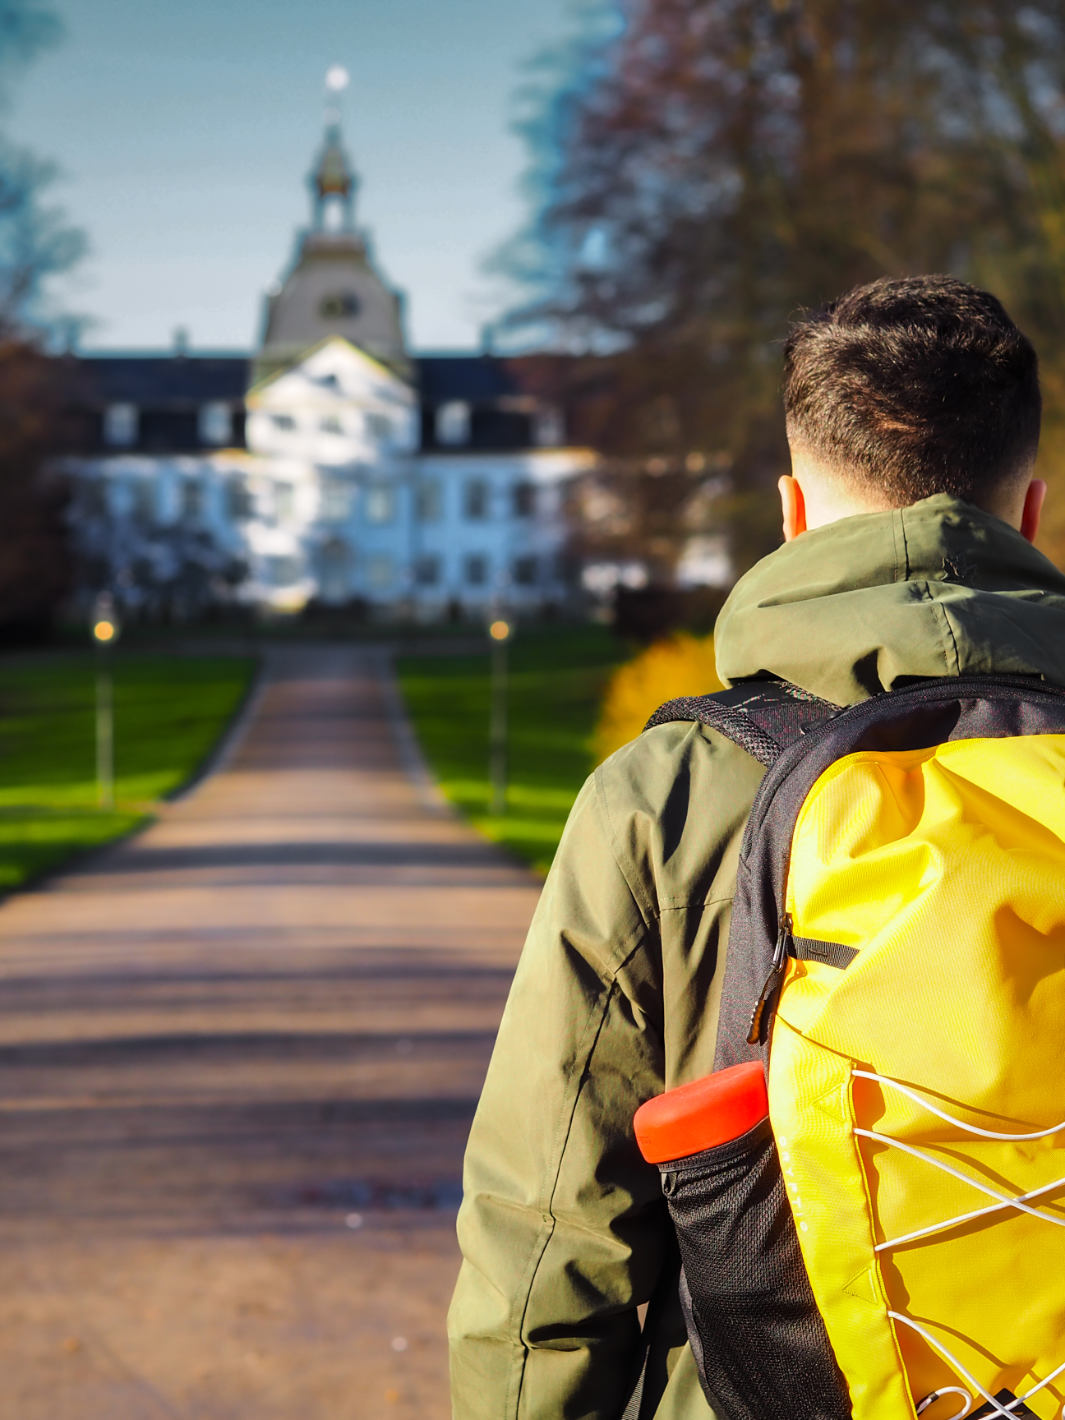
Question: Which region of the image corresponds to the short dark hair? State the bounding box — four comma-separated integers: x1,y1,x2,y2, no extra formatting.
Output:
782,275,1041,506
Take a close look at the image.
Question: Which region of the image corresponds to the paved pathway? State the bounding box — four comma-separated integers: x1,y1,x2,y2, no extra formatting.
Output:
0,645,540,1419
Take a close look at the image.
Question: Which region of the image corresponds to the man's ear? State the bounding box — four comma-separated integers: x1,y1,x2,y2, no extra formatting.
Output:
1021,478,1047,545
778,474,807,542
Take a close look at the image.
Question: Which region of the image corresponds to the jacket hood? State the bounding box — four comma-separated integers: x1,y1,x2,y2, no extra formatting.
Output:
715,494,1065,705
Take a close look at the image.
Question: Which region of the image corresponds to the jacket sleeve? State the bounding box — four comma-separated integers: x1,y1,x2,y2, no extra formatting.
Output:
448,769,672,1419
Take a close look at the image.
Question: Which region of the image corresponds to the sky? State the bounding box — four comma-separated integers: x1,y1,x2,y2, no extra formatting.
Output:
4,0,578,353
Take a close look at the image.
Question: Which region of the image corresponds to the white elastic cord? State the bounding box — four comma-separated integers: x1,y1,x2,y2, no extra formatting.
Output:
854,1069,1065,1410
890,1312,1065,1419
853,1070,1065,1142
874,1170,1065,1251
916,1386,972,1419
856,1129,1065,1247
855,1129,1065,1251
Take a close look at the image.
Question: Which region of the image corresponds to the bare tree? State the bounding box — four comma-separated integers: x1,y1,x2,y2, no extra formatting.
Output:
0,0,84,334
0,338,71,636
66,483,249,625
0,1,85,638
503,0,1065,576
0,143,84,337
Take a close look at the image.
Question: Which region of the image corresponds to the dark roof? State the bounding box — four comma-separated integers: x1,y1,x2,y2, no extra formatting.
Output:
415,354,526,405
73,356,250,407
72,352,519,408
71,350,571,412
63,349,587,455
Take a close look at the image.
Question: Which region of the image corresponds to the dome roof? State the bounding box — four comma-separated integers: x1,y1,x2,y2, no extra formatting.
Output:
312,125,354,201
256,116,408,381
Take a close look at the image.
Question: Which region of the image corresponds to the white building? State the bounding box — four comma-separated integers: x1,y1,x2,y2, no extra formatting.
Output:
64,113,595,620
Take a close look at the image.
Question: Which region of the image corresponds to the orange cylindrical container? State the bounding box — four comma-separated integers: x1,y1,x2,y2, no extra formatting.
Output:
633,1060,769,1164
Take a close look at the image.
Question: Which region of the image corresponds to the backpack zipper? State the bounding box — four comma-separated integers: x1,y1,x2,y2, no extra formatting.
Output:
747,913,792,1044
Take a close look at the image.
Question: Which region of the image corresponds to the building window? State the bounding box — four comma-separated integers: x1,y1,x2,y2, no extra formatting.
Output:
317,538,351,600
227,475,254,521
271,413,296,432
267,555,302,587
464,479,489,520
320,415,344,435
367,554,394,591
365,484,394,524
464,553,488,587
320,291,360,319
131,479,156,523
104,403,138,448
414,554,441,587
416,480,442,521
512,555,538,586
181,479,203,521
274,482,296,523
366,412,392,443
513,482,536,518
199,402,232,446
319,479,351,523
534,406,565,447
82,478,108,517
436,401,470,446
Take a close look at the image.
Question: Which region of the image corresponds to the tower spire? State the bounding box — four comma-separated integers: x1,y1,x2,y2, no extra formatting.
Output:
310,66,357,232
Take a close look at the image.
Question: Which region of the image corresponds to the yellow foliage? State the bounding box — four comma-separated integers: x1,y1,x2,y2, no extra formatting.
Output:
1033,416,1065,572
594,633,721,763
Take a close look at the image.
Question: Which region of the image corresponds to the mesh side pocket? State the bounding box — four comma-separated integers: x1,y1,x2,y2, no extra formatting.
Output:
661,1116,852,1420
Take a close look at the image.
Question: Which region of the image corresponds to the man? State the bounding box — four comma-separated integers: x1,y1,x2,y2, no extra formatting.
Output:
448,275,1065,1418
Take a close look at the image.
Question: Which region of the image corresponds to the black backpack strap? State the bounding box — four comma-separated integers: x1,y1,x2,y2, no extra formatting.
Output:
644,680,842,768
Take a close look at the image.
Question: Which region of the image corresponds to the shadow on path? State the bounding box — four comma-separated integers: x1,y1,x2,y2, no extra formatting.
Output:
0,643,540,1420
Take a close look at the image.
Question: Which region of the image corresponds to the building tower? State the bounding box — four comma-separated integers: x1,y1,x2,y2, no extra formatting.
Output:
256,71,409,383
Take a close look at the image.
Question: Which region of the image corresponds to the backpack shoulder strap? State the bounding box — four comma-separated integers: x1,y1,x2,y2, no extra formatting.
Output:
644,679,842,768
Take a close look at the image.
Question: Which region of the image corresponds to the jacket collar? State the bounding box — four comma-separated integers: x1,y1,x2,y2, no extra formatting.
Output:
715,494,1065,705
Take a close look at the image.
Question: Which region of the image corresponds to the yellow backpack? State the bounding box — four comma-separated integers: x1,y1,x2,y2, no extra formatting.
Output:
642,676,1065,1420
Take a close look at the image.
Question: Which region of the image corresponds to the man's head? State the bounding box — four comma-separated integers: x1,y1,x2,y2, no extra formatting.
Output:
779,275,1045,542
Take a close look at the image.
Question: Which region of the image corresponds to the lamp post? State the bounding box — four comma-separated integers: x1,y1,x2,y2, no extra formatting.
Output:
488,616,511,816
91,593,120,810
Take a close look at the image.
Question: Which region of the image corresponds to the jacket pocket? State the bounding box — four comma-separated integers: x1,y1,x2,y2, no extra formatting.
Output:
660,1116,852,1420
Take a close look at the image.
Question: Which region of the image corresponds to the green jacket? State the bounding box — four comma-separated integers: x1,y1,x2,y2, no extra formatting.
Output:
448,496,1065,1420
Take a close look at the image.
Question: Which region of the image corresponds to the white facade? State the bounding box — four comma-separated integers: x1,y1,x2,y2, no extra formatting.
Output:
66,337,594,619
65,449,257,620
239,336,591,614
241,337,419,609
409,450,592,614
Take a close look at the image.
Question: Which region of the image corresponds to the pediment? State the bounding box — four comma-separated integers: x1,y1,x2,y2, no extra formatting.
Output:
249,337,414,411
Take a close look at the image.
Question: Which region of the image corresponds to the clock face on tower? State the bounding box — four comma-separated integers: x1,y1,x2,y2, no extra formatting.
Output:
320,291,361,319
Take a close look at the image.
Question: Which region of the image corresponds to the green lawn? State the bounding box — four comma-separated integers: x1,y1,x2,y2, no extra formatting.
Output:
0,653,256,891
397,625,629,875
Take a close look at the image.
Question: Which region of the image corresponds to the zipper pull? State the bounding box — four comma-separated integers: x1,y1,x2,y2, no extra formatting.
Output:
747,914,792,1045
